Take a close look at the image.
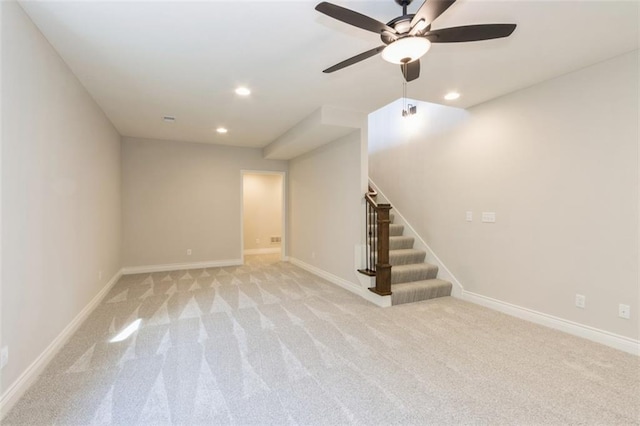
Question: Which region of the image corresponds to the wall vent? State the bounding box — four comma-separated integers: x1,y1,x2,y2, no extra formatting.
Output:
162,116,176,123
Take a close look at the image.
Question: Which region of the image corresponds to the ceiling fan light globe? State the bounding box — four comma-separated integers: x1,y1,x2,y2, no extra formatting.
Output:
381,37,431,64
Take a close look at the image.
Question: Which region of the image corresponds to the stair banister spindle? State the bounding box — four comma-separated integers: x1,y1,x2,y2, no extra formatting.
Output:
371,204,376,271
367,203,372,271
358,188,392,296
373,204,392,296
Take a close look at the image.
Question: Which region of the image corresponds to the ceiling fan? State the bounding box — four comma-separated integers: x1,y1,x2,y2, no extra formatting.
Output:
315,0,516,82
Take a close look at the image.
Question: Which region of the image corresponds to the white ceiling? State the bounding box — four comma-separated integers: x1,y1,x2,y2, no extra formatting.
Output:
20,0,639,149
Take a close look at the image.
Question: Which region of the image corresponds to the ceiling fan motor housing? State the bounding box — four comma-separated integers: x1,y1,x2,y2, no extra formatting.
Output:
382,15,415,44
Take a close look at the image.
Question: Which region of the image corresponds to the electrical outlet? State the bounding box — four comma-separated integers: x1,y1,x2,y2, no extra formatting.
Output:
311,252,316,259
466,211,473,222
619,304,631,319
186,249,192,256
1,346,8,369
98,270,103,280
575,294,586,309
255,238,260,244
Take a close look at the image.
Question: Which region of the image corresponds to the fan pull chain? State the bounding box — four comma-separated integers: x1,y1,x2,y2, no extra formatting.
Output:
403,81,407,113
402,79,417,117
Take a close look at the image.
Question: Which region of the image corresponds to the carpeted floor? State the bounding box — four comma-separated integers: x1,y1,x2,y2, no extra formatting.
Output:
3,254,639,425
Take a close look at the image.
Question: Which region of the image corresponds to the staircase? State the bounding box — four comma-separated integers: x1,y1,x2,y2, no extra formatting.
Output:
362,189,452,306
385,213,452,305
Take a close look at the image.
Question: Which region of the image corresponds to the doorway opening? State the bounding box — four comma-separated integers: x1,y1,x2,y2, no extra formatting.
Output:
241,171,285,262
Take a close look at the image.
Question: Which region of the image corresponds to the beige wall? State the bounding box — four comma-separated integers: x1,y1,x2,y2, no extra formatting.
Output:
1,0,122,394
243,173,283,252
289,132,362,284
369,51,639,340
122,137,287,268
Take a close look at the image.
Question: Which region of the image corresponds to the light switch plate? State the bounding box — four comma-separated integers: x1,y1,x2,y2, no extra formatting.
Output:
482,212,496,223
466,211,473,222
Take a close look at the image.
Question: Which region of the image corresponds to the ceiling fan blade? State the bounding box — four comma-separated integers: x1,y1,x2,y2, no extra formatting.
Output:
410,0,456,31
424,24,517,43
401,60,420,82
323,46,386,73
316,2,396,35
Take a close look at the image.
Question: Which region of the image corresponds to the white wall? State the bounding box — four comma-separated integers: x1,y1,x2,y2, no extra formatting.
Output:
1,0,122,396
369,51,639,341
121,137,287,269
289,131,363,284
243,173,283,252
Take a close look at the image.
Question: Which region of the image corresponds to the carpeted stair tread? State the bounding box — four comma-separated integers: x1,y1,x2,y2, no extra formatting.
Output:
389,249,427,266
391,279,452,305
391,263,438,284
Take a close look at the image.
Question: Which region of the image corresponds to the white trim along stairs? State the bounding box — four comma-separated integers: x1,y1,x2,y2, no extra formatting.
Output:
373,211,453,305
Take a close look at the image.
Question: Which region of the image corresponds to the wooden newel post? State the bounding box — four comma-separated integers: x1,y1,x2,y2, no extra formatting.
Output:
372,203,392,296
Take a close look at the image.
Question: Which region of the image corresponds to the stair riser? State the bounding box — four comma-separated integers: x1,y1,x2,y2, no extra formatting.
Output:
391,281,452,305
370,251,426,266
389,252,426,266
390,238,414,250
391,265,438,284
391,224,404,236
370,237,415,250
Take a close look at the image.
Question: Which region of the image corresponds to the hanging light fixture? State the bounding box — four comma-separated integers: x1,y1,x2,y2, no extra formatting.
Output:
401,80,417,118
381,37,431,65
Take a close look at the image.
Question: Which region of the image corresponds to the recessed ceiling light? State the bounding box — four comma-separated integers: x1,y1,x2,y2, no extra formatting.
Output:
162,115,176,122
216,127,228,134
444,92,460,101
235,87,251,96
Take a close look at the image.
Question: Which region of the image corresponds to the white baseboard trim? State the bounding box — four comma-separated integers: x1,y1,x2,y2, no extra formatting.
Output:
121,259,243,275
0,269,123,418
243,248,281,255
289,257,391,308
463,290,640,356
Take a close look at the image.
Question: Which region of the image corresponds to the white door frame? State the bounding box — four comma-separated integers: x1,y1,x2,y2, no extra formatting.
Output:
240,170,287,263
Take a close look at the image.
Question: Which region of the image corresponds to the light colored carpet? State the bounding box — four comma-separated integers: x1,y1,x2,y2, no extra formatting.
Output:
3,254,639,425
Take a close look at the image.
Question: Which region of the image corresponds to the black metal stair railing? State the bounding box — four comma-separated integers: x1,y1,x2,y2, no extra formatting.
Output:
358,187,392,296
